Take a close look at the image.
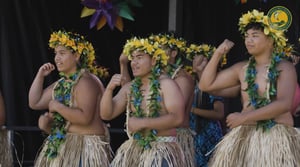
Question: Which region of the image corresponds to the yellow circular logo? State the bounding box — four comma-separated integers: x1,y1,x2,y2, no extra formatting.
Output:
267,6,292,30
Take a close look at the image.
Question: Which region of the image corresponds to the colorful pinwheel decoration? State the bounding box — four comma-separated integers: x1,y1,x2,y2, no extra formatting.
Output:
81,0,142,31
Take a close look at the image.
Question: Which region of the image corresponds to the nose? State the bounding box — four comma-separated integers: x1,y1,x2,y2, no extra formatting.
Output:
54,54,61,61
130,57,138,64
245,37,253,43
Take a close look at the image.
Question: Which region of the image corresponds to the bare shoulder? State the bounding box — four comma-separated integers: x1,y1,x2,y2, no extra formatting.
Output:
232,60,248,69
278,59,295,71
159,77,178,88
77,72,102,92
176,70,194,83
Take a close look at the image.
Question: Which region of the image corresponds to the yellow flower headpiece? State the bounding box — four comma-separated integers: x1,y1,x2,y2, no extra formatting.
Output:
186,44,216,60
49,30,109,78
122,37,169,67
186,43,226,67
238,9,287,53
148,33,187,53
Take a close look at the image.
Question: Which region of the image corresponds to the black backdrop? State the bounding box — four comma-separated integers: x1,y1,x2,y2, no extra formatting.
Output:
0,0,299,166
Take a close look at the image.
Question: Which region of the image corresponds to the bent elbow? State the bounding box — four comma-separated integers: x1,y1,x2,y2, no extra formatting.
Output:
28,102,38,110
100,111,113,121
198,82,210,92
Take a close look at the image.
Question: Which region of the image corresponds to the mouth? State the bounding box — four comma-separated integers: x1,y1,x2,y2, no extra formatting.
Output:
131,66,138,72
55,62,62,66
246,45,254,49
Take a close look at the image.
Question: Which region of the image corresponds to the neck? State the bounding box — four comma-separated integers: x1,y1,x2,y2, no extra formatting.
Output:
253,54,272,66
60,69,81,80
140,76,150,86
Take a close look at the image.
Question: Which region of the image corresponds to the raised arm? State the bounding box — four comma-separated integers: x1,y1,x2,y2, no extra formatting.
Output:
199,39,239,92
28,63,55,110
100,74,128,120
209,85,241,98
193,53,240,98
119,53,132,86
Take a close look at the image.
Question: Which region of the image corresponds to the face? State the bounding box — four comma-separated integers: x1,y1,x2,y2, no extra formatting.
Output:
163,46,177,64
54,45,79,75
130,50,154,77
244,29,273,56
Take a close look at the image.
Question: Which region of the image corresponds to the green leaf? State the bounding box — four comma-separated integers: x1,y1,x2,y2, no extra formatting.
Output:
118,3,135,21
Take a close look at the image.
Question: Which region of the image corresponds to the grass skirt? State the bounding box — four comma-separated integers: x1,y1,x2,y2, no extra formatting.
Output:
0,129,13,167
111,136,186,167
208,124,300,167
34,133,113,167
176,128,195,167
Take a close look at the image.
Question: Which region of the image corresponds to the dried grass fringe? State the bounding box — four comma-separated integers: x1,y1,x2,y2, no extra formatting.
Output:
0,129,13,167
176,128,195,167
111,138,186,167
208,124,300,167
34,133,113,167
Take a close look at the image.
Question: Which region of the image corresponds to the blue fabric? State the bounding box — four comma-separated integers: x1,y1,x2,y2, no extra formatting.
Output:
190,86,223,167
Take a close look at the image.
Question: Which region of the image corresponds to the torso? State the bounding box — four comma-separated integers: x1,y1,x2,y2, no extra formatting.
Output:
126,79,177,137
238,62,293,126
62,72,106,135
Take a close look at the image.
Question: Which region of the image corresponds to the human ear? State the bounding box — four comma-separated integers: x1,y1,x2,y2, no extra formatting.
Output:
75,52,80,62
151,57,157,66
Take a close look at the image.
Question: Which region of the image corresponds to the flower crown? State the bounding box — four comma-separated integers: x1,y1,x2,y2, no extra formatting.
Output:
122,37,169,67
49,30,109,78
186,43,227,66
238,9,287,53
148,33,187,53
186,44,216,60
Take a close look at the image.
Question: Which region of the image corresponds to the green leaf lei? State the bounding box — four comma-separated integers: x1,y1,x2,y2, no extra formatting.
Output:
244,53,283,132
45,70,83,159
165,57,183,77
130,64,161,149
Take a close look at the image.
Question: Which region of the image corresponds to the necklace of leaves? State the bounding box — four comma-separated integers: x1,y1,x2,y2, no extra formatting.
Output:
45,69,83,159
245,53,282,132
166,56,183,78
130,64,161,149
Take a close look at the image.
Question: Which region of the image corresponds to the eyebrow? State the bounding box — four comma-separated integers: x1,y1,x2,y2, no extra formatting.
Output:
245,30,261,35
132,53,146,58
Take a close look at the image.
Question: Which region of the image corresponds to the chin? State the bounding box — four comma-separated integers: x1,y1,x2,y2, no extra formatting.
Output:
56,68,64,72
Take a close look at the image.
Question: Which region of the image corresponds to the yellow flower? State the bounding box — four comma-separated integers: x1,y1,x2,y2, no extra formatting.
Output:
122,37,169,67
185,43,216,61
149,33,186,52
48,30,108,78
202,44,210,52
238,9,288,55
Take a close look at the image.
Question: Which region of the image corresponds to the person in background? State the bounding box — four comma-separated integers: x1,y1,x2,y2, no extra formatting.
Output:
100,37,186,167
149,33,195,167
119,33,195,166
28,30,112,167
199,9,300,166
186,44,225,167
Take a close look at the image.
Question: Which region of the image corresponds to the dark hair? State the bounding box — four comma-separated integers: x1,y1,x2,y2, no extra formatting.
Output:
244,22,264,32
